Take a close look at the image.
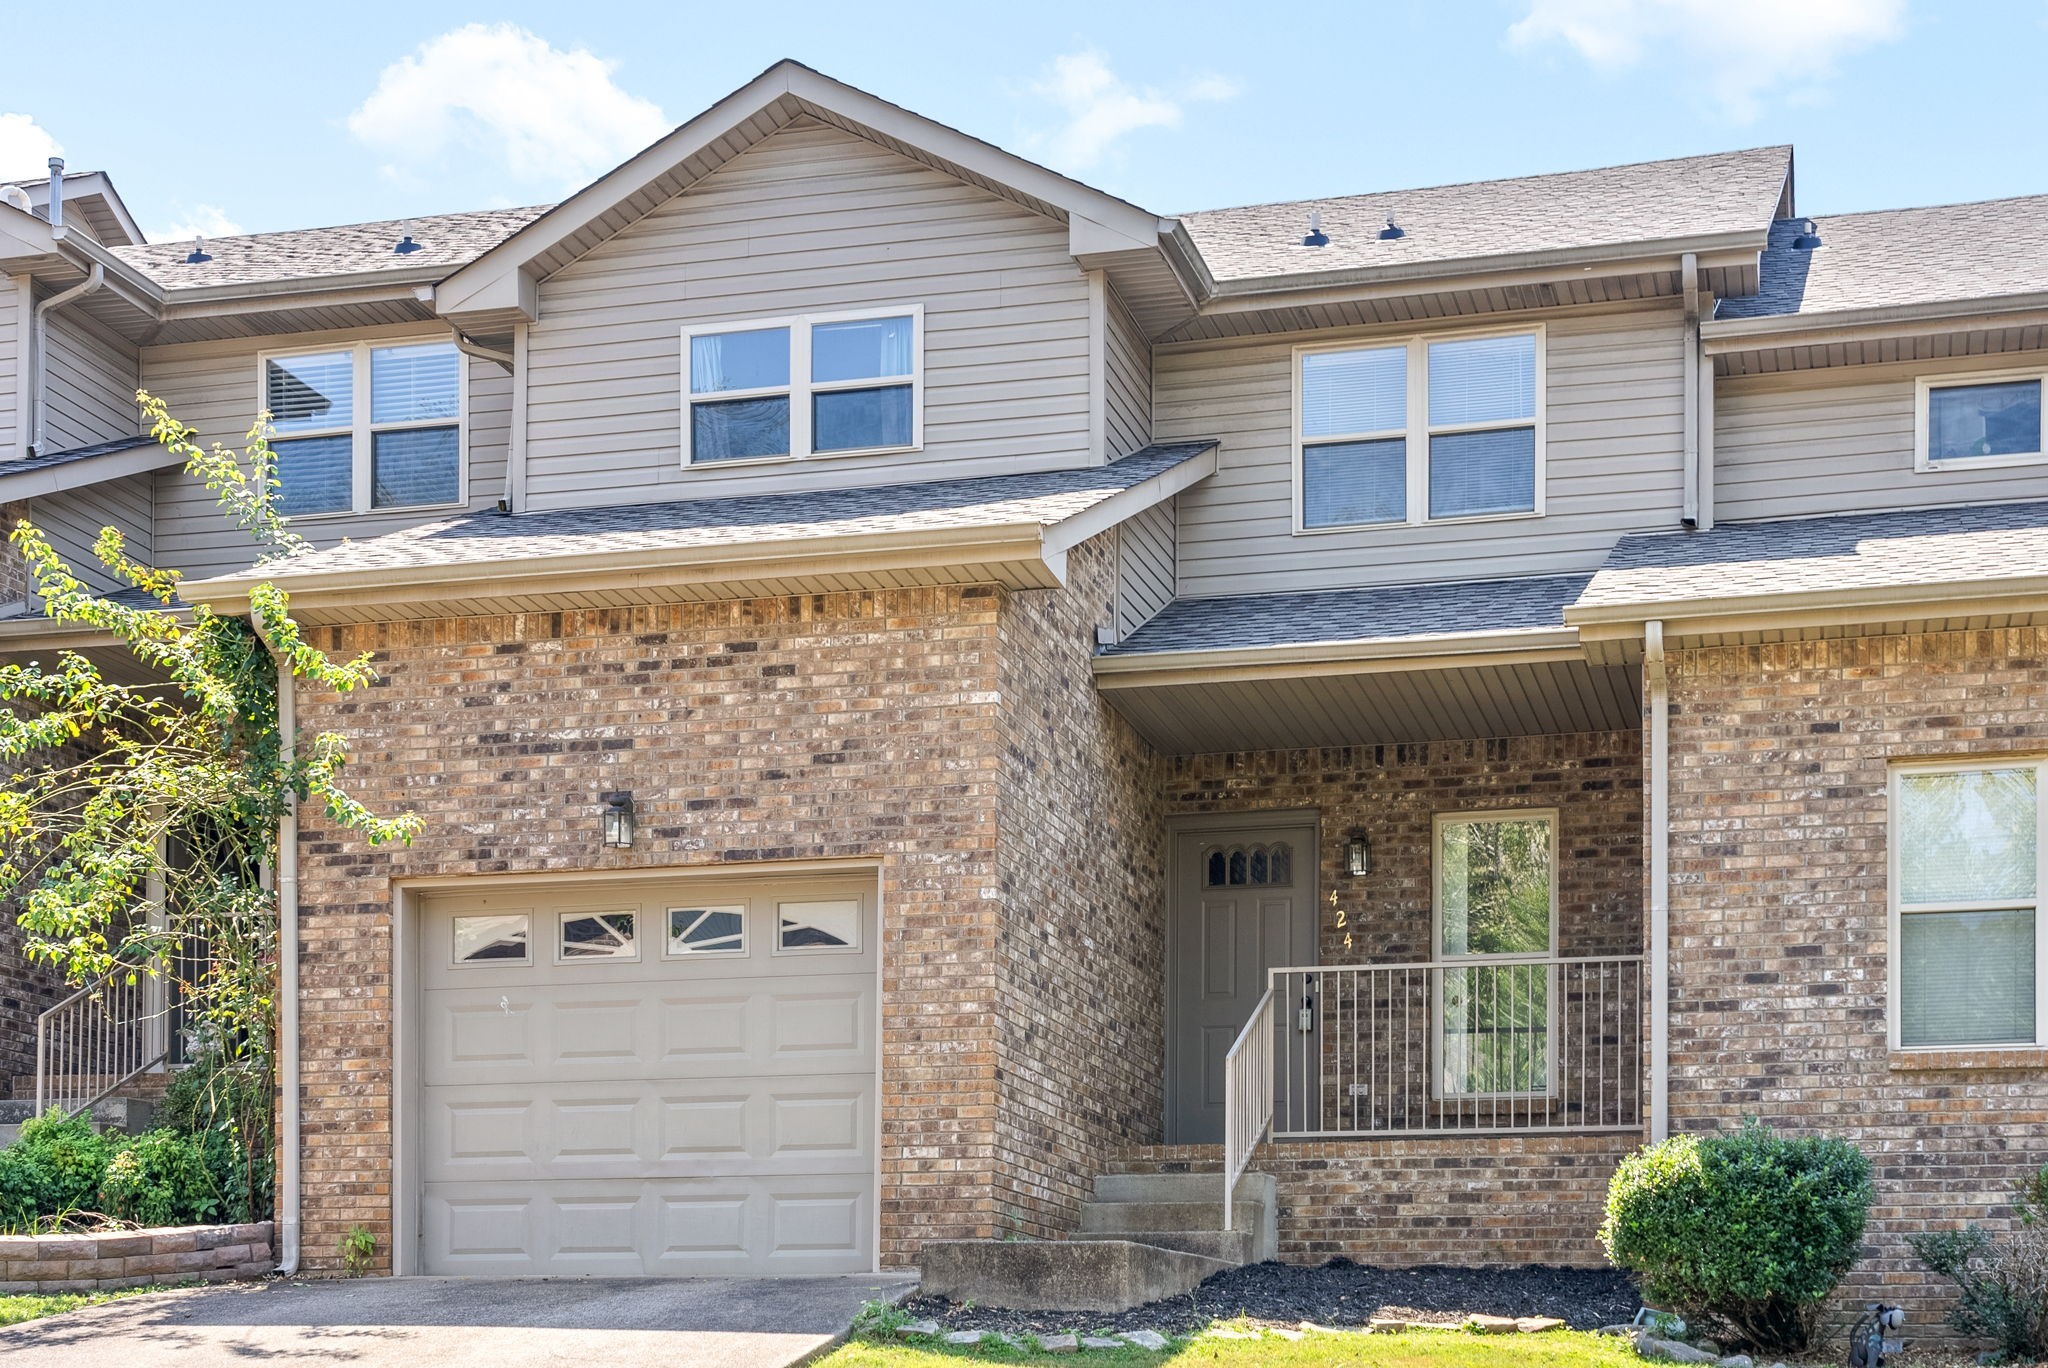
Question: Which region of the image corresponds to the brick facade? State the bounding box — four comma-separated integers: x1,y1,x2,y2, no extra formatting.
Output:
287,533,1167,1272
1666,628,2048,1320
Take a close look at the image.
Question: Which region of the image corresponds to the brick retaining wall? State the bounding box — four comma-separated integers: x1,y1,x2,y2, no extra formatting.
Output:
0,1221,273,1291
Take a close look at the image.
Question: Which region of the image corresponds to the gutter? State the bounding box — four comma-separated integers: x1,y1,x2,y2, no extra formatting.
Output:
1092,625,1583,688
1703,290,2048,351
1644,621,1670,1143
1567,570,2048,634
252,622,301,1276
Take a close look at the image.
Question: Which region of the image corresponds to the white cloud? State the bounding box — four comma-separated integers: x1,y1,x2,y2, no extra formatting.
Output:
148,205,245,247
347,23,670,188
1509,0,1907,120
0,113,62,182
1025,50,1239,172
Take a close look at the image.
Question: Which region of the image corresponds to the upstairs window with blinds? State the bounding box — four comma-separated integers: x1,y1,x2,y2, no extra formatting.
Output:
1297,329,1543,530
263,340,462,517
1892,761,2047,1049
684,307,922,465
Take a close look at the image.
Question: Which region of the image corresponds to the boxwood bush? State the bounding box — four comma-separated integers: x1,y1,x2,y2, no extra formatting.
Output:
1600,1120,1872,1353
0,1111,112,1229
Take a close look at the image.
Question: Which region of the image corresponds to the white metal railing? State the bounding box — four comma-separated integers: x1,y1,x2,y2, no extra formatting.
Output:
1265,956,1645,1139
35,965,170,1118
1222,986,1276,1232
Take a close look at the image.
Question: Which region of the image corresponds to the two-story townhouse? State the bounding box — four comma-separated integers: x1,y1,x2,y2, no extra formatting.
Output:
1,61,2043,1319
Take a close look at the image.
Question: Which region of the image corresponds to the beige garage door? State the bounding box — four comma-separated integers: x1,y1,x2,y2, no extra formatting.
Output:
417,877,877,1276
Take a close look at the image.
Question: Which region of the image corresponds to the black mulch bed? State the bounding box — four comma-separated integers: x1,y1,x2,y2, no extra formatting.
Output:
905,1259,1642,1337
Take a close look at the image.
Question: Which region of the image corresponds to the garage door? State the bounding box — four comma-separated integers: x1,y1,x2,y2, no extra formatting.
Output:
417,877,877,1276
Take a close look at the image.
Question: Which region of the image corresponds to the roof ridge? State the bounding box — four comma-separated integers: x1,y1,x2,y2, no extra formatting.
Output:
1802,188,2048,223
1175,144,1792,220
114,203,554,252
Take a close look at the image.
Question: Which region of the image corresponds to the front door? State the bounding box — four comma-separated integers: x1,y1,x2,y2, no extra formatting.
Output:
1166,816,1318,1144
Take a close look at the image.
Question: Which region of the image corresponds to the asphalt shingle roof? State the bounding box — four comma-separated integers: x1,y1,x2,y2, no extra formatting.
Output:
1578,501,2048,609
1107,573,1588,656
1716,196,2048,320
0,434,157,482
233,442,1216,582
112,206,551,289
1177,146,1791,284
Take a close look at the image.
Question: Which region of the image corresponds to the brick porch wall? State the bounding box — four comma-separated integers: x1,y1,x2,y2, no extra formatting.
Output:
1667,628,2048,1322
993,537,1167,1240
0,508,61,1097
292,587,1013,1272
1116,1137,1637,1266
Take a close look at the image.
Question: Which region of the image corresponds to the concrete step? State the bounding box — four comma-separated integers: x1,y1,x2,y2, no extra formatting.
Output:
1078,1199,1267,1236
919,1239,1234,1313
1093,1170,1276,1207
1070,1227,1255,1263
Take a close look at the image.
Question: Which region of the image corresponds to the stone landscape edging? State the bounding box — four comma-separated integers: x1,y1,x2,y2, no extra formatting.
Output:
0,1221,273,1292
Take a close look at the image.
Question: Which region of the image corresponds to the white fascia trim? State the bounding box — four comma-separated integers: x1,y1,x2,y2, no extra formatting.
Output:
0,442,183,500
1040,445,1217,558
1567,573,2048,629
1092,625,1585,688
1703,291,2048,351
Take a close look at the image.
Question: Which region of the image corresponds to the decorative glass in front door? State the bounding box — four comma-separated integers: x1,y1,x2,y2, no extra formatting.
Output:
1436,811,1556,1096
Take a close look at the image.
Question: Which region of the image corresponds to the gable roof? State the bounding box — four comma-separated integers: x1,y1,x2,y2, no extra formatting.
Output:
11,171,145,248
113,205,549,291
183,442,1217,620
1179,146,1793,288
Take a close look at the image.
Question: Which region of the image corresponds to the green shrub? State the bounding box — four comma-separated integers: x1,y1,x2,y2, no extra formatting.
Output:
161,1044,273,1224
1600,1120,1872,1353
0,1111,112,1229
1909,1165,2048,1359
100,1130,217,1228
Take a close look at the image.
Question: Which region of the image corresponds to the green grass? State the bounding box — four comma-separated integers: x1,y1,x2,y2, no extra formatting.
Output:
819,1326,1646,1368
0,1286,160,1328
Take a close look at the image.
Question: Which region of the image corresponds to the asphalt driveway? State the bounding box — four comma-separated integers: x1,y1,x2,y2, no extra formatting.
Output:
0,1273,920,1367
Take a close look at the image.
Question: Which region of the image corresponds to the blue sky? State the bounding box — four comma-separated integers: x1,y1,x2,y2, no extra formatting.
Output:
4,1,2044,243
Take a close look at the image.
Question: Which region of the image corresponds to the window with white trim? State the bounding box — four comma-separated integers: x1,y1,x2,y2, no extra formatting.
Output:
1916,370,2047,470
263,340,463,517
683,308,922,465
1298,329,1543,530
1892,761,2046,1048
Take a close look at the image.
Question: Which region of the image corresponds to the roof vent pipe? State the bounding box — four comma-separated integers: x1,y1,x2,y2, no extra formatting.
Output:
45,157,63,229
1378,217,1403,240
185,237,212,264
1301,212,1328,248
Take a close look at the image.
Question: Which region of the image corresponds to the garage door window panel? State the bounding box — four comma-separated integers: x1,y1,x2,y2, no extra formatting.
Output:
453,914,531,966
558,912,638,962
776,900,862,953
668,906,747,957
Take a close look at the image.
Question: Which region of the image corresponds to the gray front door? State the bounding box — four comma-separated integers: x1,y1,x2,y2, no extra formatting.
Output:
1166,818,1318,1144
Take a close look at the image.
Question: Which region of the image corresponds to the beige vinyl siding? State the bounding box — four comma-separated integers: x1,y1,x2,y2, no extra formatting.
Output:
32,470,152,596
42,311,140,452
1105,286,1152,459
522,118,1093,511
0,276,22,460
1156,307,1688,596
142,327,511,579
1116,500,1176,638
1715,352,2048,522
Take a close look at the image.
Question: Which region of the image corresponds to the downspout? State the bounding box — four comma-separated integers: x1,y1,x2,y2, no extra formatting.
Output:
444,327,518,513
1645,620,1671,1142
449,329,513,373
1680,253,1701,528
255,625,302,1275
29,265,104,456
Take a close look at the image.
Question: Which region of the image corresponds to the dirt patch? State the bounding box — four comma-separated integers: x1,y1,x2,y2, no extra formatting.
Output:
903,1259,1642,1336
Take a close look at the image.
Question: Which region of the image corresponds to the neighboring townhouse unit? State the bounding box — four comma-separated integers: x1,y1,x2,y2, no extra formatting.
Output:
1,61,2044,1315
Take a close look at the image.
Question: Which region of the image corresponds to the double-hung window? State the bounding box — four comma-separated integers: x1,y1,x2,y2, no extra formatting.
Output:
1892,761,2047,1050
683,307,921,465
1916,369,2048,470
263,340,463,517
1298,329,1543,530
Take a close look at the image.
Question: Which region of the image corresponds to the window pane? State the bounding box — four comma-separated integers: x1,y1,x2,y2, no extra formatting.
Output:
1441,962,1549,1094
1440,816,1553,956
266,351,353,434
1900,768,2037,904
1901,908,2036,1046
669,907,746,956
691,396,790,462
1302,347,1405,437
560,912,636,960
1929,381,2042,460
372,427,460,508
778,899,859,950
1303,438,1405,527
454,914,529,964
1429,334,1536,427
274,435,353,516
1430,427,1536,518
690,328,789,394
813,385,913,452
812,315,914,383
371,343,460,424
